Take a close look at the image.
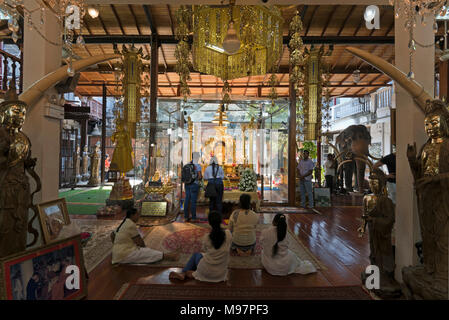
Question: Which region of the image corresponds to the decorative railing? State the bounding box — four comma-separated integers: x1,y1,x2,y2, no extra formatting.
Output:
0,48,22,93
334,98,370,119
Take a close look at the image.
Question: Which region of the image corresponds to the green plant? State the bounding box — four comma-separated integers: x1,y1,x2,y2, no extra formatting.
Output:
300,141,317,159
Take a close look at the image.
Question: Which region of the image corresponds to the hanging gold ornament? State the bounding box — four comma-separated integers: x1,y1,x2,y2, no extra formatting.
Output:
192,5,283,81
289,10,306,96
175,5,192,102
115,44,149,139
268,73,278,106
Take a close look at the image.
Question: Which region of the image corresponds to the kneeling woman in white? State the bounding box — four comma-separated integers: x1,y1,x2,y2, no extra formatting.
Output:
111,207,178,264
260,214,316,276
169,210,231,282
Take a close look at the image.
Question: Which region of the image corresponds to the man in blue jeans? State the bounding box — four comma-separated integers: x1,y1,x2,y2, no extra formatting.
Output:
298,150,315,208
184,152,202,222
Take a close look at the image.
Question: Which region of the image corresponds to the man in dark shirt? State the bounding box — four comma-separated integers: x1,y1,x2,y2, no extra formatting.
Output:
374,152,396,203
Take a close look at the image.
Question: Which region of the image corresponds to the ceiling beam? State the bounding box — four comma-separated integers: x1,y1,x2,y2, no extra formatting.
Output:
143,5,157,35
76,35,396,45
110,5,125,34
77,83,390,88
85,65,382,74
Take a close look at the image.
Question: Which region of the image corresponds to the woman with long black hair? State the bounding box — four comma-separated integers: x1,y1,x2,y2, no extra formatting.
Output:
169,210,231,282
260,214,316,276
111,207,179,264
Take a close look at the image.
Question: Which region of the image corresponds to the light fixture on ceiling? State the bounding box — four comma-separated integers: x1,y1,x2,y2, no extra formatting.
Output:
88,7,99,19
352,69,361,84
222,20,240,55
91,123,101,136
222,0,240,55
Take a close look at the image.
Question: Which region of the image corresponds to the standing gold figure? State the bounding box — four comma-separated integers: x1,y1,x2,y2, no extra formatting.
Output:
110,118,134,175
403,99,449,300
0,85,40,257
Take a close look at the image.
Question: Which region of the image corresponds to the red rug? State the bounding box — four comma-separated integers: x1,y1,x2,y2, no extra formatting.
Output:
115,283,372,300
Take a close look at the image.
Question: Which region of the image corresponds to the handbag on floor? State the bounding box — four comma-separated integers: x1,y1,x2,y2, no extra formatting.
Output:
204,165,219,198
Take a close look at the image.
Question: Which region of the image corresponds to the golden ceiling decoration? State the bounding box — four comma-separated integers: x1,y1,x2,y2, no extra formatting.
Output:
114,44,149,139
191,5,284,81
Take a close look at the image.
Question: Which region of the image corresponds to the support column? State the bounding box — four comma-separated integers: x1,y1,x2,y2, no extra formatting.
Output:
394,13,434,282
439,60,449,101
149,35,159,176
22,0,62,205
100,83,106,183
288,70,297,206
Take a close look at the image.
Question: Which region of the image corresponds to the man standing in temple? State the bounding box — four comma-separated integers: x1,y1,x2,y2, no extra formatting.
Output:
182,152,202,222
374,151,396,204
298,150,315,208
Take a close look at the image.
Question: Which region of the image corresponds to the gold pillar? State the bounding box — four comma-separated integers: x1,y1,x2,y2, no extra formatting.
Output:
188,116,193,161
242,124,247,164
121,46,145,139
304,48,321,141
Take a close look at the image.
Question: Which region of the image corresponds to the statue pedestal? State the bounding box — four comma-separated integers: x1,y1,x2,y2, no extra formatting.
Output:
402,266,448,300
361,270,402,299
107,178,133,207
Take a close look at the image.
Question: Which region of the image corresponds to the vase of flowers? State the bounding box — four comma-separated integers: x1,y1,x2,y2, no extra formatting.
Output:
238,168,257,192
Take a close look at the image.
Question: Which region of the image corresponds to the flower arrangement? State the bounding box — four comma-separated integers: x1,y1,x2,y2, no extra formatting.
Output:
238,168,257,192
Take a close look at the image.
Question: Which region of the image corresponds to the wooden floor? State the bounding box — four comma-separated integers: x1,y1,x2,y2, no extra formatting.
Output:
86,194,368,300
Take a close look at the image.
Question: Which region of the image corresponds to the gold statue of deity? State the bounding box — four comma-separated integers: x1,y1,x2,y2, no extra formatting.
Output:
0,84,41,257
339,155,400,298
110,117,134,175
403,99,449,300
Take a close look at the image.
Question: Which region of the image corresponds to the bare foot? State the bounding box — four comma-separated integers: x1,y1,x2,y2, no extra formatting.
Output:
169,271,185,280
185,270,195,279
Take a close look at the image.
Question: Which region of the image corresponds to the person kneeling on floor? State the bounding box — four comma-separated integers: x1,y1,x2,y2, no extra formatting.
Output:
111,207,179,264
260,214,317,276
169,210,231,282
229,194,259,256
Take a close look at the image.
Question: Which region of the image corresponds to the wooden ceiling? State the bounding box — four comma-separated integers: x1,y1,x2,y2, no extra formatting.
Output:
74,4,401,98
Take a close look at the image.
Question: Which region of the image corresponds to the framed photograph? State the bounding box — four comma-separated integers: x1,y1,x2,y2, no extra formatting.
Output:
0,234,87,300
38,198,71,244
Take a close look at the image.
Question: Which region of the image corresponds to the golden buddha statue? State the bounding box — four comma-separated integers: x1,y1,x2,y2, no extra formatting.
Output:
0,84,40,257
110,118,134,175
403,99,449,300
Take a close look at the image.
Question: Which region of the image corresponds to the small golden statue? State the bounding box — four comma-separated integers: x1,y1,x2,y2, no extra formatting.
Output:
403,99,449,300
109,116,134,201
0,83,41,257
110,117,134,175
339,155,400,298
88,142,101,186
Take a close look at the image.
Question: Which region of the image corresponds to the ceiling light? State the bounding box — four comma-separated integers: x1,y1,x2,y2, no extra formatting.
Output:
222,20,240,55
88,7,99,19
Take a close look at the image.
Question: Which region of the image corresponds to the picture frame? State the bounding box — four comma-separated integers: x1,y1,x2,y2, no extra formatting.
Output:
37,198,71,244
0,234,87,300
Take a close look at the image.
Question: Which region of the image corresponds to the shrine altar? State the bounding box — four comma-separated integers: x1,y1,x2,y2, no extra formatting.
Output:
197,190,260,212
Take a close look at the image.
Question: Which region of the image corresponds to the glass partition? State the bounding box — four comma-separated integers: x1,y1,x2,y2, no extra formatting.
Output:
162,98,290,204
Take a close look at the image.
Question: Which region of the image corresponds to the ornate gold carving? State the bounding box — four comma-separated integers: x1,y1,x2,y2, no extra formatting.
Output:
403,99,449,300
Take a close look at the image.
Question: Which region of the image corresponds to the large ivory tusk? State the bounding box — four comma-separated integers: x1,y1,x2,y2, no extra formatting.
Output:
19,54,120,107
345,47,433,113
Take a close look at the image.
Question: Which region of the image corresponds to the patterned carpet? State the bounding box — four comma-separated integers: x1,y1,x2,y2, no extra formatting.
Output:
115,283,371,300
73,218,121,273
143,222,325,270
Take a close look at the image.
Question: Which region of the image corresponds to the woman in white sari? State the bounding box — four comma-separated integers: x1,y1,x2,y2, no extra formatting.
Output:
260,214,317,276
